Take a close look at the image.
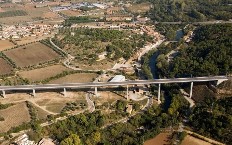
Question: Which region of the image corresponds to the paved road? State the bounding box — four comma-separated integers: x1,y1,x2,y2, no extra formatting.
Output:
0,76,228,91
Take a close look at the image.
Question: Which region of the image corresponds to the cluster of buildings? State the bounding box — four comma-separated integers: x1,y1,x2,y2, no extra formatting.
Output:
51,2,109,12
0,23,60,40
49,2,136,22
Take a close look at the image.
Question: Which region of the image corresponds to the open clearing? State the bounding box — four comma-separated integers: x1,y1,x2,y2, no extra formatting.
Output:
127,2,151,13
181,135,212,145
0,40,15,51
93,91,125,105
34,92,86,113
0,58,13,75
0,102,30,133
0,91,87,114
0,4,61,24
19,65,71,82
49,73,98,84
4,42,60,67
144,133,171,145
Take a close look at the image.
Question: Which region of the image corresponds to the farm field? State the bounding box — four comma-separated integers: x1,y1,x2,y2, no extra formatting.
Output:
4,42,60,68
0,40,16,51
144,133,171,145
181,135,212,145
0,10,27,18
18,64,71,82
48,73,98,84
0,102,30,133
0,4,61,24
0,58,13,75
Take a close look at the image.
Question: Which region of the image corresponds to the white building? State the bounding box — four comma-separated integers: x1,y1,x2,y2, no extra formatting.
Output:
110,75,125,82
92,3,108,9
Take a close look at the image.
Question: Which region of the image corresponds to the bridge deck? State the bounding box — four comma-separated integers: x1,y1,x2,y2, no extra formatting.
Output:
0,76,228,91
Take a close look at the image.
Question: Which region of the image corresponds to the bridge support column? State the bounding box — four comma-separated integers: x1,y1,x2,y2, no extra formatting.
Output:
63,88,67,97
190,82,193,98
126,85,129,100
95,87,98,97
158,84,161,104
2,90,6,98
32,89,36,97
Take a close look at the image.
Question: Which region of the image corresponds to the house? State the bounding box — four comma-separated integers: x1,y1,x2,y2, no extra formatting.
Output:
13,134,35,145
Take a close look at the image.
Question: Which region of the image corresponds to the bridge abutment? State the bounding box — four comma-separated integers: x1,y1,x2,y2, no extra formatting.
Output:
216,79,228,86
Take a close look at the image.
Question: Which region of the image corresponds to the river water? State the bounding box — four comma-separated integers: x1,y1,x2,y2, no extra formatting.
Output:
149,29,184,79
148,51,160,79
148,29,184,109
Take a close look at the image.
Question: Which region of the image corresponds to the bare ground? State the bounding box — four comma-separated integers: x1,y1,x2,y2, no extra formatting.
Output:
93,91,126,106
0,91,87,114
181,135,212,145
144,133,172,145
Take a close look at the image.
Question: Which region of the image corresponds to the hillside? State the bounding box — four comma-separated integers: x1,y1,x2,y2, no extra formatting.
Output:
147,0,232,21
169,24,232,77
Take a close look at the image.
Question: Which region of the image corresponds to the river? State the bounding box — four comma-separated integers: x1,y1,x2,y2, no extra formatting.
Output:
148,29,184,110
148,51,160,79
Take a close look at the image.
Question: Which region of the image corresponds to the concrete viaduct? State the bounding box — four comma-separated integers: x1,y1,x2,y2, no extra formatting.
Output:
0,76,228,103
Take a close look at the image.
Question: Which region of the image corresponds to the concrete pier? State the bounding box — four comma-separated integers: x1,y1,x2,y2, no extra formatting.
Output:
158,84,161,104
189,82,193,98
63,88,67,97
32,89,36,97
2,90,6,98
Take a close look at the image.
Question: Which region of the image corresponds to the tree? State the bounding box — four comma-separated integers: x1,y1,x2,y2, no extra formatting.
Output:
60,134,83,145
92,131,101,144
